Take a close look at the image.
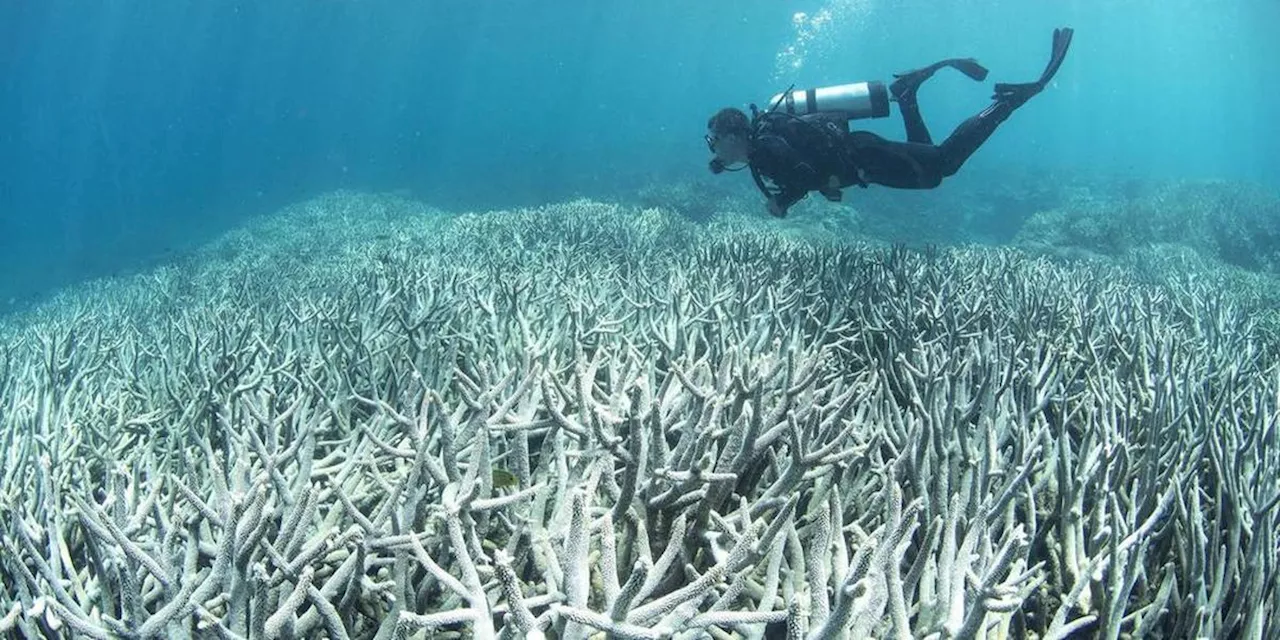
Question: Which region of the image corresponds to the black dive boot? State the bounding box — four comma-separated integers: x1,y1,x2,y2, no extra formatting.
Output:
992,27,1074,107
890,57,990,103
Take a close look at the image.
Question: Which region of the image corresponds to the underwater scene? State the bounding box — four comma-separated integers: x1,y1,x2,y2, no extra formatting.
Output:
2,1,1279,638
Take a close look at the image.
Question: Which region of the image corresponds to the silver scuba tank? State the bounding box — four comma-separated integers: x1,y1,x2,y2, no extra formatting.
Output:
767,81,890,121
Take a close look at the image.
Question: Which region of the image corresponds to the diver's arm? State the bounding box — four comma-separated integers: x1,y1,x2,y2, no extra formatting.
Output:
753,135,817,217
770,186,807,217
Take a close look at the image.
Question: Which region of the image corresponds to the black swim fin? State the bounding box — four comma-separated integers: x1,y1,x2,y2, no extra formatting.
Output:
891,57,990,102
993,27,1074,107
951,57,991,82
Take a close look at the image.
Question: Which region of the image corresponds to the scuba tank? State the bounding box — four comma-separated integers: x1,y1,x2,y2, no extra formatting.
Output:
767,81,890,121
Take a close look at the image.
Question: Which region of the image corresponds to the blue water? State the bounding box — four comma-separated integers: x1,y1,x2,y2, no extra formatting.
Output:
2,0,1278,305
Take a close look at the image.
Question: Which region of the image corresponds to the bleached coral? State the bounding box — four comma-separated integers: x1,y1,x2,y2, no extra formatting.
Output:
1,194,1278,639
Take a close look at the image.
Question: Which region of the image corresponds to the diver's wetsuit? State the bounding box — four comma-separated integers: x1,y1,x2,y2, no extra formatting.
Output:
748,97,1022,217
745,27,1072,218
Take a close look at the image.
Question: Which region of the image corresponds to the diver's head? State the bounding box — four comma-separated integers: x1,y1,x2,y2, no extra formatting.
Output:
706,107,751,173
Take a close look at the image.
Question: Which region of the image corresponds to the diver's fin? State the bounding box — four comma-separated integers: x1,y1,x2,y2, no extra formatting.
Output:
1046,28,1074,82
890,57,990,102
992,27,1073,107
951,58,991,82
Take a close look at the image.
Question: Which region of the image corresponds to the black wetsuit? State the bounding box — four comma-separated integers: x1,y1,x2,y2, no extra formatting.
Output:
740,28,1072,217
748,94,1020,217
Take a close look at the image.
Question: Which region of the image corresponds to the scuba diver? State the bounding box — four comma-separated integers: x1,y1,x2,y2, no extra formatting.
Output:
706,28,1074,217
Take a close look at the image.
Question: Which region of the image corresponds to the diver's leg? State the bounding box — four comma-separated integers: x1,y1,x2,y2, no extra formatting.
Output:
894,94,934,145
846,131,944,189
934,101,1018,177
889,58,989,144
937,28,1073,177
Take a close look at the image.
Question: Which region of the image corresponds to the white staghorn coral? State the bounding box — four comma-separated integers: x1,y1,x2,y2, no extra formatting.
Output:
1,193,1278,639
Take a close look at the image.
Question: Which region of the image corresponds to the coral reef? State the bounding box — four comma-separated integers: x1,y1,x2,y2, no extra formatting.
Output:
1014,178,1280,272
2,194,1279,639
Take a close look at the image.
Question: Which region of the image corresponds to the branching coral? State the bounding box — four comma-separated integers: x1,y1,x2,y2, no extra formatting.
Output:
1,195,1278,639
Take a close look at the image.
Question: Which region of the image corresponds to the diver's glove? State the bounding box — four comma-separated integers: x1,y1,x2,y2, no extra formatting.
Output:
820,175,842,202
766,198,786,218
